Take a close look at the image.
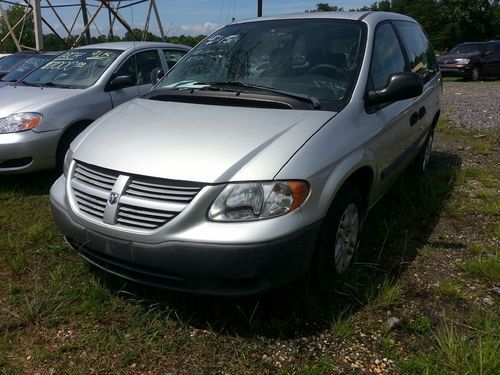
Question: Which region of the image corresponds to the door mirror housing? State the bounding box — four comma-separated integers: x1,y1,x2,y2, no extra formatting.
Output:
150,67,165,84
107,75,135,91
366,72,423,106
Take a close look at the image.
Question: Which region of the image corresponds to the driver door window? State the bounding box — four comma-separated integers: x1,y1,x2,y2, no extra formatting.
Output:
370,23,406,90
111,49,162,107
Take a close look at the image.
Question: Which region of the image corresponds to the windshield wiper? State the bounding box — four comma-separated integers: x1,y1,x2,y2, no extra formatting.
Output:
39,82,75,89
195,81,321,109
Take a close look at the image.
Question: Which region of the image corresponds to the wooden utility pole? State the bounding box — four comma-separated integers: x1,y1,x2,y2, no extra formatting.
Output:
257,0,262,17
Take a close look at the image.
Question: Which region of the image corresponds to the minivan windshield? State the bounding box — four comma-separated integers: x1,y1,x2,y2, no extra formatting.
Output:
0,53,33,73
158,19,365,105
22,49,122,89
449,43,486,54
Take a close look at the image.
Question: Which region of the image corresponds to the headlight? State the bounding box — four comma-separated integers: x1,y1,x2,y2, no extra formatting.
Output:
63,148,73,177
208,181,309,221
0,113,43,134
454,58,470,65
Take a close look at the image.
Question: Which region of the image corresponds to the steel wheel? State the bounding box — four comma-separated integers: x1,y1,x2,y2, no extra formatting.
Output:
334,202,359,273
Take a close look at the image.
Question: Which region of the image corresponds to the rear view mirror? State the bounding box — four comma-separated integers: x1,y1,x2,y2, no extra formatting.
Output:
366,72,423,106
107,75,135,91
150,67,165,84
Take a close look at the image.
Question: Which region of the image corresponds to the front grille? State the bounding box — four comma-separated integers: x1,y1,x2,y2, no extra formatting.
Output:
70,161,204,230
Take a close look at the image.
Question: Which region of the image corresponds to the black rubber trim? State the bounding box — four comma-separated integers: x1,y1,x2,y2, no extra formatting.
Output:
358,11,374,21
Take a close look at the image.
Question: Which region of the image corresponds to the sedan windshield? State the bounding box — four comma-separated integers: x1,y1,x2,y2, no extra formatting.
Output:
159,19,364,104
1,54,57,82
22,49,122,89
0,54,33,72
449,43,486,54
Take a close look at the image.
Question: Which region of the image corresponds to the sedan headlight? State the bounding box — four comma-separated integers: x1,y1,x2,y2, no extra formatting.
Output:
0,113,43,134
208,181,309,221
454,58,470,65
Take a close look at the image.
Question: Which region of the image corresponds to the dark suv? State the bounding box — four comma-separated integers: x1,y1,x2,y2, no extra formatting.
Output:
438,40,500,80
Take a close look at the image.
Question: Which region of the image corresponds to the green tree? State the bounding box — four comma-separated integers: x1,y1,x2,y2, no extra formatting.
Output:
0,4,35,52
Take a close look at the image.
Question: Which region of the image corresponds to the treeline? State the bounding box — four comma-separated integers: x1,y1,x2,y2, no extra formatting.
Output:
313,1,500,51
2,1,500,53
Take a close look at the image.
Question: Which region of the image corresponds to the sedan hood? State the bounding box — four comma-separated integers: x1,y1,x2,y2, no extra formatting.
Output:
74,98,336,183
0,85,82,117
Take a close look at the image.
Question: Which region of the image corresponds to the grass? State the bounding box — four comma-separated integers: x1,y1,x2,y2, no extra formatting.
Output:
0,125,499,373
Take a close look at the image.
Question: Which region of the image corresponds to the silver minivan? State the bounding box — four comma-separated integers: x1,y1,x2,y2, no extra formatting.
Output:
0,42,190,173
50,12,441,296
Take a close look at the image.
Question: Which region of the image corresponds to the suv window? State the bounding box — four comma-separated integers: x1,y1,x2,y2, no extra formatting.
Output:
393,21,437,82
116,49,162,86
495,42,500,54
163,49,187,69
370,23,406,90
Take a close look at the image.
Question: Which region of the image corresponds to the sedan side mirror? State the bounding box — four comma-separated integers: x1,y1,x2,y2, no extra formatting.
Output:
150,67,165,84
107,75,135,91
366,72,423,106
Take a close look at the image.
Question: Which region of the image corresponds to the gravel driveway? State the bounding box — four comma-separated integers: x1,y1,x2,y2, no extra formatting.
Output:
441,80,500,130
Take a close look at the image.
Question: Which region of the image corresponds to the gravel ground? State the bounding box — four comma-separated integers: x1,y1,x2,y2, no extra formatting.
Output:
441,80,500,130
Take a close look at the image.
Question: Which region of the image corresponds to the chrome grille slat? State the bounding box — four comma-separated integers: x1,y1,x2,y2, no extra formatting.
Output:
129,179,201,191
120,206,175,219
127,183,199,196
116,218,158,229
70,161,205,231
125,190,194,202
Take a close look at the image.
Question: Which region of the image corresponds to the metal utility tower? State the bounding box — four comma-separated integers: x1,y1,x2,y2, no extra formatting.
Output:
0,0,167,51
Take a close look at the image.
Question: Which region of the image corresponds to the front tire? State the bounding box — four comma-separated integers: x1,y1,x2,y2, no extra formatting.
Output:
471,65,481,81
315,182,363,278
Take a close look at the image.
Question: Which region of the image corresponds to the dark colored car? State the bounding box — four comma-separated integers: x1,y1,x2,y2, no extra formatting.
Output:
0,51,62,87
0,51,38,79
438,40,500,80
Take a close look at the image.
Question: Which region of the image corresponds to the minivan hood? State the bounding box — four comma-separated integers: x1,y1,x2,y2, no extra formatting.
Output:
438,52,478,61
74,98,336,183
0,85,82,117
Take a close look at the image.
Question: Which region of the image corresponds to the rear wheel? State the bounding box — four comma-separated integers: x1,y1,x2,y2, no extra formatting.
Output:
414,129,434,175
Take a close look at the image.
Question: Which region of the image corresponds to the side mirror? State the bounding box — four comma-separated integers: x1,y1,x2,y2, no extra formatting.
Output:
107,75,135,91
366,72,423,106
150,67,165,84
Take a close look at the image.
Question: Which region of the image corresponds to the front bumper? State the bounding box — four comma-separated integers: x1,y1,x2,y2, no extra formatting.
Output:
50,176,321,296
0,129,59,173
438,64,473,77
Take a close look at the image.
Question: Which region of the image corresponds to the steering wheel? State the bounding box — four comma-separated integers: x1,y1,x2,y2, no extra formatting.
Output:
306,64,344,77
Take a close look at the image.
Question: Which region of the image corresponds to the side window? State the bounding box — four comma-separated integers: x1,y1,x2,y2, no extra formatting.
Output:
163,49,187,69
495,43,500,54
370,23,406,89
486,42,495,54
115,50,162,86
394,21,437,81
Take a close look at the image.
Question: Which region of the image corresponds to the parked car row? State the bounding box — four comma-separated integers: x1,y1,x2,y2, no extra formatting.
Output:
42,12,441,296
0,41,190,172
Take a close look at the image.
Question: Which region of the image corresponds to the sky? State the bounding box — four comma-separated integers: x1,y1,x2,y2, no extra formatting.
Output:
30,0,373,37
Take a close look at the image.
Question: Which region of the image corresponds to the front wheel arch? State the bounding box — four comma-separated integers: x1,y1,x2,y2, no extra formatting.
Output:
55,120,94,170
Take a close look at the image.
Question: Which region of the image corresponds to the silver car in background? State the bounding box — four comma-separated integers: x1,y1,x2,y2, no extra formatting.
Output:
50,12,441,296
0,42,189,173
